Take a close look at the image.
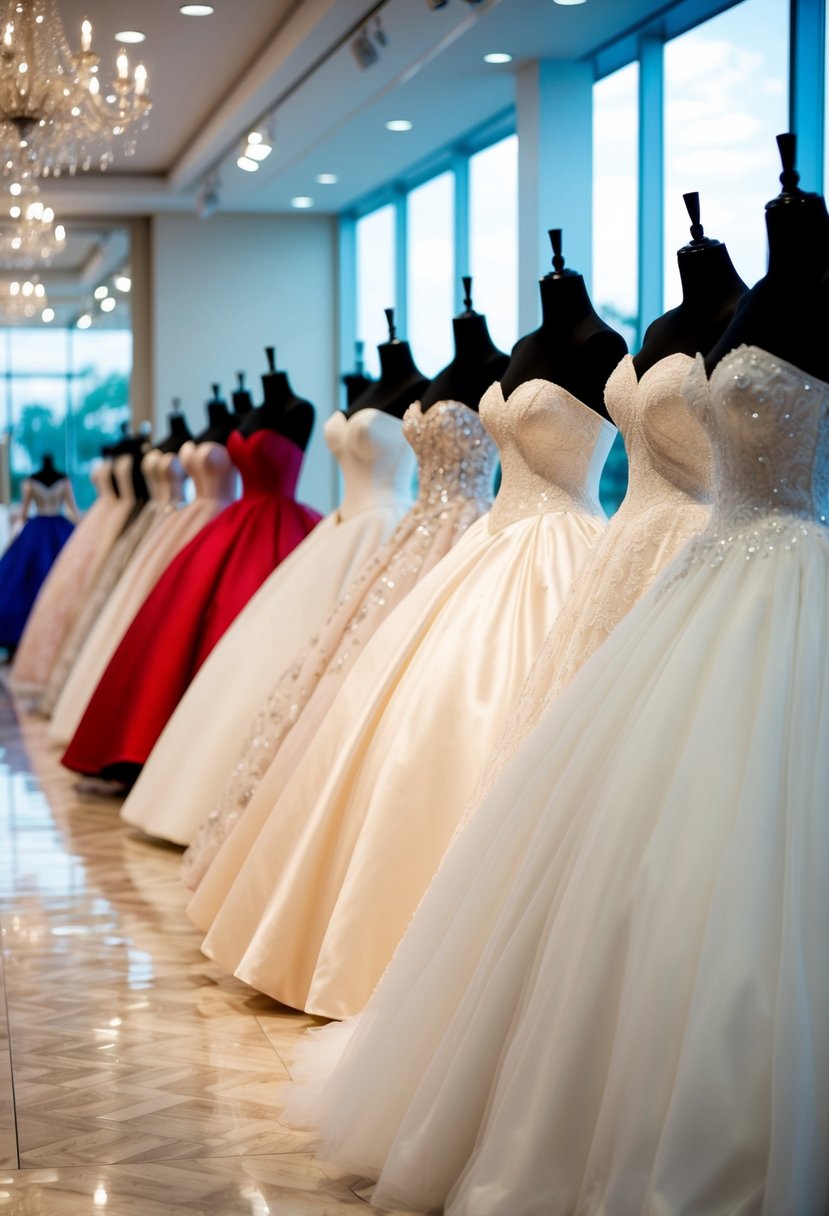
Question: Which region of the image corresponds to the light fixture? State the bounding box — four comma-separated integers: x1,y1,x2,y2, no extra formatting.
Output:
179,3,214,13
552,0,588,5
41,306,54,322
0,181,66,267
77,312,92,329
386,119,413,132
100,296,116,312
316,173,338,185
93,284,108,299
243,129,272,162
114,31,145,44
484,52,513,63
115,274,131,292
3,277,49,319
236,154,258,172
196,176,220,218
291,196,314,209
0,3,151,178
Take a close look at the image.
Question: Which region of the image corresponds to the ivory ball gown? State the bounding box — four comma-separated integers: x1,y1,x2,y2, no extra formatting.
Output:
181,397,497,879
48,439,238,747
61,428,321,783
289,347,829,1216
119,407,416,846
188,380,615,1019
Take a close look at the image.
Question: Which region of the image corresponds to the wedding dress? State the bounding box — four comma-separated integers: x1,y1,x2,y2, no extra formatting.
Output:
38,448,183,717
476,351,712,796
9,457,132,699
181,398,497,881
0,476,76,648
292,347,829,1216
119,408,415,846
48,440,238,747
61,428,321,781
189,381,615,1018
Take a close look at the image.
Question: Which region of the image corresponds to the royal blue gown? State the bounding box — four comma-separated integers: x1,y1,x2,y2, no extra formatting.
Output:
0,477,77,650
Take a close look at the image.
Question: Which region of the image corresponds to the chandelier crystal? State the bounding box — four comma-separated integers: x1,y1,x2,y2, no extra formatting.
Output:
0,178,65,264
0,0,150,177
2,274,48,318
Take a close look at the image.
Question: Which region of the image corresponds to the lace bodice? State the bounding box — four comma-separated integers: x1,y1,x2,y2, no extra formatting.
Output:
25,478,70,516
683,346,829,530
325,409,416,519
180,440,238,503
481,380,615,532
226,429,305,500
403,400,497,511
608,354,713,509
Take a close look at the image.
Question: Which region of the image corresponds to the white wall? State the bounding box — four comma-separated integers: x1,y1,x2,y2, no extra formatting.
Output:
151,211,339,514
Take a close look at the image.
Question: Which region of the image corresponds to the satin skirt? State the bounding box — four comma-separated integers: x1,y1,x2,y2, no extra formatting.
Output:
191,507,605,1019
292,518,829,1216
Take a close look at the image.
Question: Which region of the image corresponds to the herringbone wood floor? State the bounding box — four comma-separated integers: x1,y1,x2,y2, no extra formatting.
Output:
0,682,413,1215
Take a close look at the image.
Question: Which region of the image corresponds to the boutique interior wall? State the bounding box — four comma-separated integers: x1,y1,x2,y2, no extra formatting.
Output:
150,211,340,515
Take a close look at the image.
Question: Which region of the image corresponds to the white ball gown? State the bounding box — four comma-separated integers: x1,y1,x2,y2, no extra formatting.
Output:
119,407,416,845
48,440,239,746
179,397,497,873
187,379,615,1019
9,456,133,700
292,347,829,1216
477,350,712,794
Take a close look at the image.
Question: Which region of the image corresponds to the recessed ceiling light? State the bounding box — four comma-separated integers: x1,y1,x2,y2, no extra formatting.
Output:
101,297,116,313
93,285,108,300
179,3,214,14
316,173,338,185
291,196,315,209
115,31,145,44
386,119,413,132
115,275,131,292
77,313,92,329
553,0,587,5
237,155,259,172
483,52,512,64
41,307,55,323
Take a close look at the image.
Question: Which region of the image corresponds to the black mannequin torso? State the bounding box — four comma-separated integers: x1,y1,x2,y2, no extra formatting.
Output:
156,403,193,454
110,435,150,503
195,385,237,445
342,342,373,410
421,278,509,411
500,231,627,419
706,135,829,382
241,348,315,449
634,194,748,378
30,453,66,487
347,311,428,420
232,372,253,419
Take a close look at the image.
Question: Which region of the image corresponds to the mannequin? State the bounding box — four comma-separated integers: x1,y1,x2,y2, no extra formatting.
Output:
634,193,748,378
706,133,829,381
195,384,237,445
421,277,509,411
110,433,150,503
232,372,253,419
241,347,315,450
347,310,428,420
156,401,193,454
342,342,373,410
501,230,627,419
30,453,66,487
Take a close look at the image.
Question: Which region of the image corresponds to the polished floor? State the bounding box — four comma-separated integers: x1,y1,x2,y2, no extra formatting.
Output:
0,684,411,1215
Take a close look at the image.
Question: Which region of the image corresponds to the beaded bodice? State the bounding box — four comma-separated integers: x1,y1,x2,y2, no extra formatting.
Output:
26,478,69,516
481,380,614,532
683,347,829,529
325,408,416,519
607,354,713,510
403,400,497,511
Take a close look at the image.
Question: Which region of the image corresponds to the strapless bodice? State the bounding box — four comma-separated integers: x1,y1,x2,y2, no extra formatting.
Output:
141,450,185,506
179,440,237,503
683,346,829,530
226,429,305,500
324,409,416,519
402,400,497,511
90,460,114,501
481,379,615,532
26,478,69,516
606,354,713,511
112,454,136,506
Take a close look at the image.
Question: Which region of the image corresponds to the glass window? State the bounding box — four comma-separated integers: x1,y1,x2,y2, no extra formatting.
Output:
407,171,455,376
469,134,518,353
70,330,132,509
355,203,396,377
663,0,789,307
592,61,639,351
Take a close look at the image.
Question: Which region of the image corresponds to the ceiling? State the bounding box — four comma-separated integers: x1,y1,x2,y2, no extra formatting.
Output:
0,0,691,326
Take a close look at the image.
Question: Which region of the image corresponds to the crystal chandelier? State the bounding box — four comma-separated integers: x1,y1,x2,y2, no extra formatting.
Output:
2,274,49,318
0,178,65,264
0,0,150,177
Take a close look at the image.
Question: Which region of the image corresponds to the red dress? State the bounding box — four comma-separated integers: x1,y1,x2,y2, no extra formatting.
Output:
62,429,321,782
